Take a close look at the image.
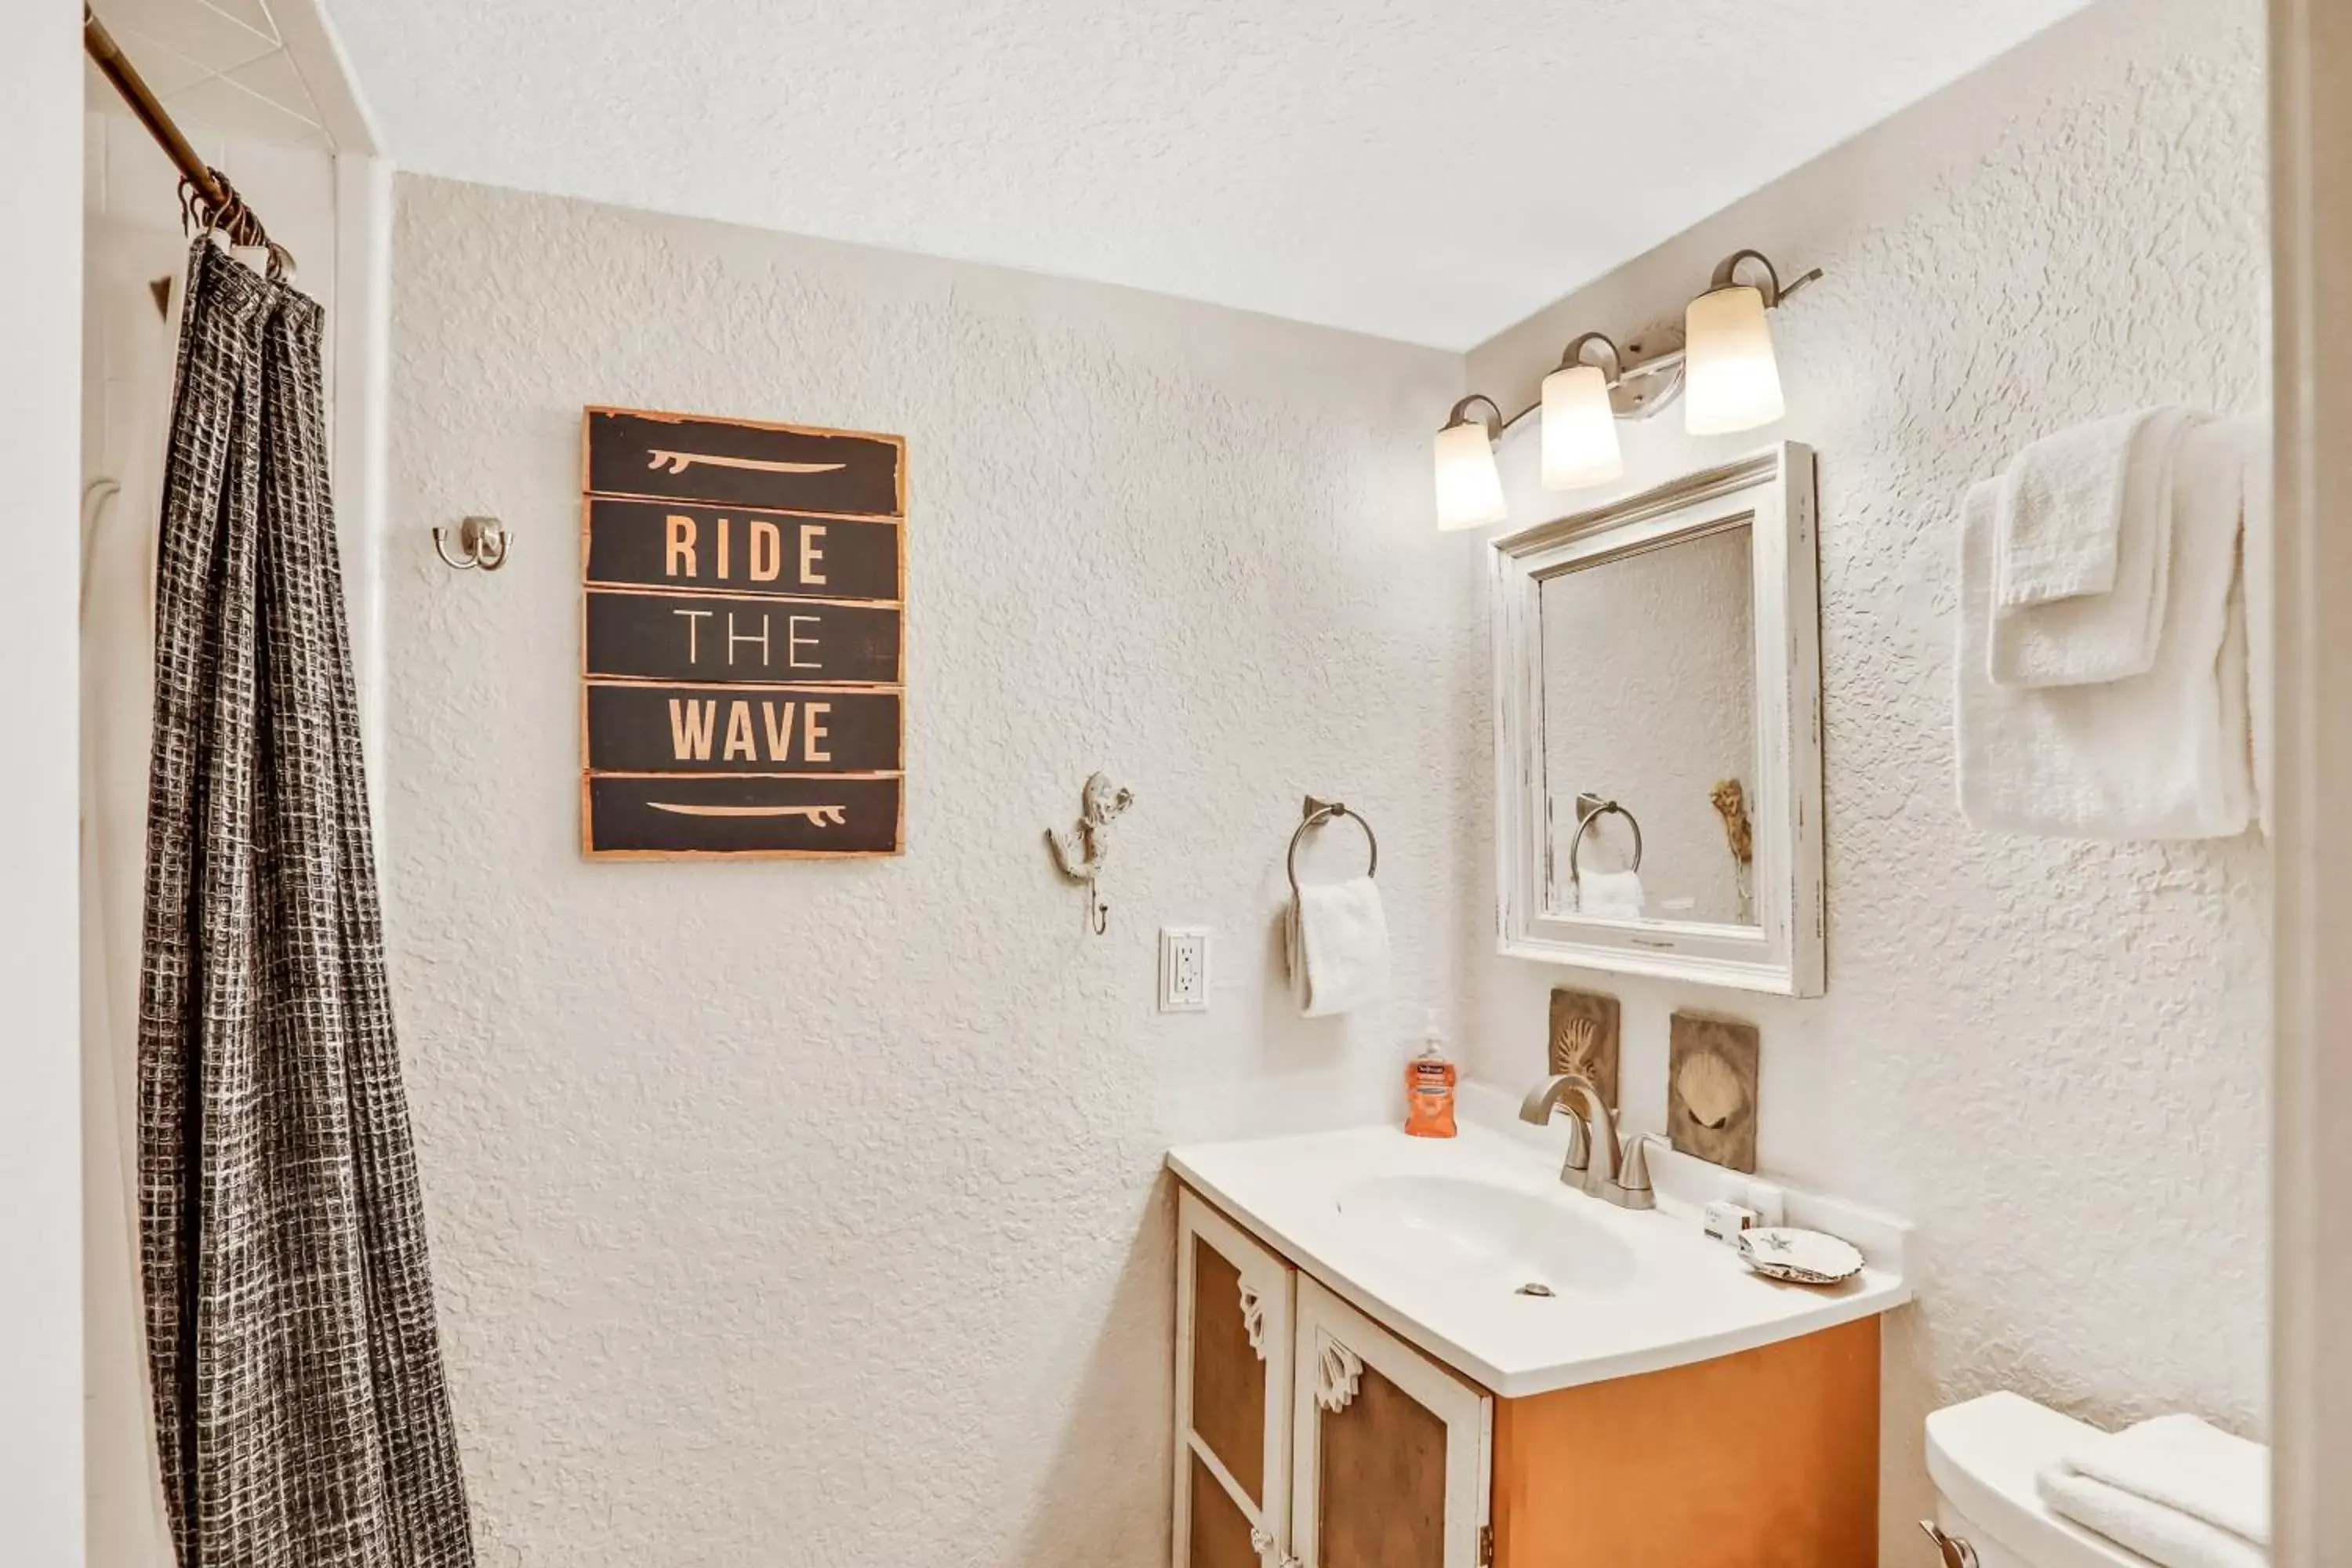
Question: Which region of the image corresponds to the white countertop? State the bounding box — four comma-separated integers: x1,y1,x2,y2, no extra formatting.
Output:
1167,1085,1914,1399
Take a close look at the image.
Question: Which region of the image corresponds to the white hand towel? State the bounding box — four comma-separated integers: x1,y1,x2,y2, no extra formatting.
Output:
1991,406,2198,686
2036,1413,2269,1568
1573,869,1646,919
1956,416,2254,839
2234,410,2274,836
1283,876,1390,1019
1994,407,2159,606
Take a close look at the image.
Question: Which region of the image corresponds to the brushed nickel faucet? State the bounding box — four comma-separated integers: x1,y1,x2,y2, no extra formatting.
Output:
1519,1073,1659,1210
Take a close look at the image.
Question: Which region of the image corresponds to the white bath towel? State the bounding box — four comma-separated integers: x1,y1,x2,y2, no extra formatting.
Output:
1994,407,2159,607
1991,406,2198,687
2037,1413,2269,1568
1573,869,1646,919
1284,876,1391,1018
1956,416,2254,839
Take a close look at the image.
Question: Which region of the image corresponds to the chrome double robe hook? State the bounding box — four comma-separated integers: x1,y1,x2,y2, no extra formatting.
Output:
433,516,511,572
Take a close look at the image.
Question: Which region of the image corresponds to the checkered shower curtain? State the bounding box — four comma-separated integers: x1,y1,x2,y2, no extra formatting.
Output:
137,238,476,1568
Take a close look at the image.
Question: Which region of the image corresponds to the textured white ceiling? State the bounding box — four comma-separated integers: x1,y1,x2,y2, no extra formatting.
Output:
324,0,2091,348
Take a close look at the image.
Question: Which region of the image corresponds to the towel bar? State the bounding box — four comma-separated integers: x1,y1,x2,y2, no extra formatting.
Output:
1287,796,1378,898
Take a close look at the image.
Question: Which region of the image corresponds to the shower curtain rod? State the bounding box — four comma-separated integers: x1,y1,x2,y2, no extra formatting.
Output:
83,5,287,265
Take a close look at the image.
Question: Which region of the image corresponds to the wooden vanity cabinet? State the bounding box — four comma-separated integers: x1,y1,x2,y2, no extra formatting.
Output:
1174,1183,1881,1568
1488,1314,1879,1568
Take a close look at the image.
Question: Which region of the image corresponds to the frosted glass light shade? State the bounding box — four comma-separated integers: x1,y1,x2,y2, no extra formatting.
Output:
1539,362,1624,490
1433,419,1508,531
1683,285,1785,435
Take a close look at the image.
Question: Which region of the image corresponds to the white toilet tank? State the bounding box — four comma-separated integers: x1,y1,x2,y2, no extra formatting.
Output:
1926,1393,2155,1567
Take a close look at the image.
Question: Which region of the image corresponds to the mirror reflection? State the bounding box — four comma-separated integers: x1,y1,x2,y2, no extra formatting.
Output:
1540,522,1759,927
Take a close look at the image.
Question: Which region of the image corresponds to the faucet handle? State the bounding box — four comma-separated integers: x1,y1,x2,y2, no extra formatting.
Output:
1616,1131,1666,1208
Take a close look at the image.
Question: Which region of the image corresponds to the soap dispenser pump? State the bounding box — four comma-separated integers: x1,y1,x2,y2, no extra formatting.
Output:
1403,1011,1458,1139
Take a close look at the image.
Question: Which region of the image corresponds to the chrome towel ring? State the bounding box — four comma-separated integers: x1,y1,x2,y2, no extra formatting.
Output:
1566,796,1644,891
1287,795,1378,898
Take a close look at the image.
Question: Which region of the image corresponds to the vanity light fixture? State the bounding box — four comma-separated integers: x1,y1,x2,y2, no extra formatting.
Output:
1541,333,1627,490
1683,249,1808,436
1433,396,1510,531
1433,249,1821,528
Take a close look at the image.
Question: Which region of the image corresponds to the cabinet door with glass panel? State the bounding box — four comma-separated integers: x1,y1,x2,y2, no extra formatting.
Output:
1288,1276,1493,1568
1174,1189,1297,1568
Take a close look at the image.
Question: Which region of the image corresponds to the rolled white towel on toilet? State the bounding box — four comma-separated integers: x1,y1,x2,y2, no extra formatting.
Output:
1283,876,1390,1018
2037,1413,2269,1568
1991,406,2199,687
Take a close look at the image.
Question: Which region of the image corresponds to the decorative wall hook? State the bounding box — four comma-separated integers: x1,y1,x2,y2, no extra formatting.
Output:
1045,771,1134,935
433,515,511,572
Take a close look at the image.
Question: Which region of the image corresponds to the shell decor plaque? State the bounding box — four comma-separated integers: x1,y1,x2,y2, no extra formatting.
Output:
579,406,906,858
1547,988,1622,1110
1667,1011,1761,1173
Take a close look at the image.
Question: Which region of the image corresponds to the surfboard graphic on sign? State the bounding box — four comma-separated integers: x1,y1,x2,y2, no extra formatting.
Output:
580,406,906,858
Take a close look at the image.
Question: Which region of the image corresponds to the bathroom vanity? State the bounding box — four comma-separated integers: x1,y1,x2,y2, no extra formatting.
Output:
1166,1094,1911,1568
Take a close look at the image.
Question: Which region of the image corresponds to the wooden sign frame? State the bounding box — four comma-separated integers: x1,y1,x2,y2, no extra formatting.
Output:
579,405,906,859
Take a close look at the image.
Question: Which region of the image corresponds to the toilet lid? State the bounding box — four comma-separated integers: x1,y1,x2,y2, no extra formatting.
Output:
1926,1393,2159,1568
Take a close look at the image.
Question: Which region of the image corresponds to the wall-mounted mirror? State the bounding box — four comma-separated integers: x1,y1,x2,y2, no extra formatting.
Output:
1491,443,1824,995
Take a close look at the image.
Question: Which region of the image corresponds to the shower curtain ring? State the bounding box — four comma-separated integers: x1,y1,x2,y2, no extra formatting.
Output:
433,516,510,572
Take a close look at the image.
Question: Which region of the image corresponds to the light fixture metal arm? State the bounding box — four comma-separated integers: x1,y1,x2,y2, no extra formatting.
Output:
1561,331,1626,383
1445,391,1536,441
1708,247,1824,306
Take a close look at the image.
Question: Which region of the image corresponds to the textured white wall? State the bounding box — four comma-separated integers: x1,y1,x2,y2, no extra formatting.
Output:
1541,526,1755,921
1464,0,2269,1557
382,175,1475,1567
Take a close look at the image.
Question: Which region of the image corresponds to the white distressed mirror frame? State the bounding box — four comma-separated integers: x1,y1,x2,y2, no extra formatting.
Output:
1490,441,1824,996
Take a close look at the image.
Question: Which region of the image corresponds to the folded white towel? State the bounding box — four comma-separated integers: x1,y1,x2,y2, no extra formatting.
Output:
2037,1413,2270,1568
2038,1469,2264,1568
1991,407,2198,687
1573,869,1646,919
1956,416,2254,839
1994,407,2159,608
1283,876,1390,1018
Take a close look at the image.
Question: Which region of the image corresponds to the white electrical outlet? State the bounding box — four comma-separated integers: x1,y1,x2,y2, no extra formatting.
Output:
1158,927,1210,1013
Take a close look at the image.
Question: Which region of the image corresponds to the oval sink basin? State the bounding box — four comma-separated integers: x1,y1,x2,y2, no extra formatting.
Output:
1333,1174,1639,1296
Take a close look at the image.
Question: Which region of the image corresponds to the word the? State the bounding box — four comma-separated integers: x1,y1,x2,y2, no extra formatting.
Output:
671,608,822,670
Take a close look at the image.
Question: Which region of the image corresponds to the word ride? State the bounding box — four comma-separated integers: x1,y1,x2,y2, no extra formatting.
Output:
583,590,900,685
583,498,899,601
584,684,898,775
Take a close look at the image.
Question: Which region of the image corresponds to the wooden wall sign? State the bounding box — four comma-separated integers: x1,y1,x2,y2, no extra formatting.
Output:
580,405,906,858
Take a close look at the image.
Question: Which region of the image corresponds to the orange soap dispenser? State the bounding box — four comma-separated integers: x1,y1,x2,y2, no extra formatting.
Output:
1403,1011,1458,1138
